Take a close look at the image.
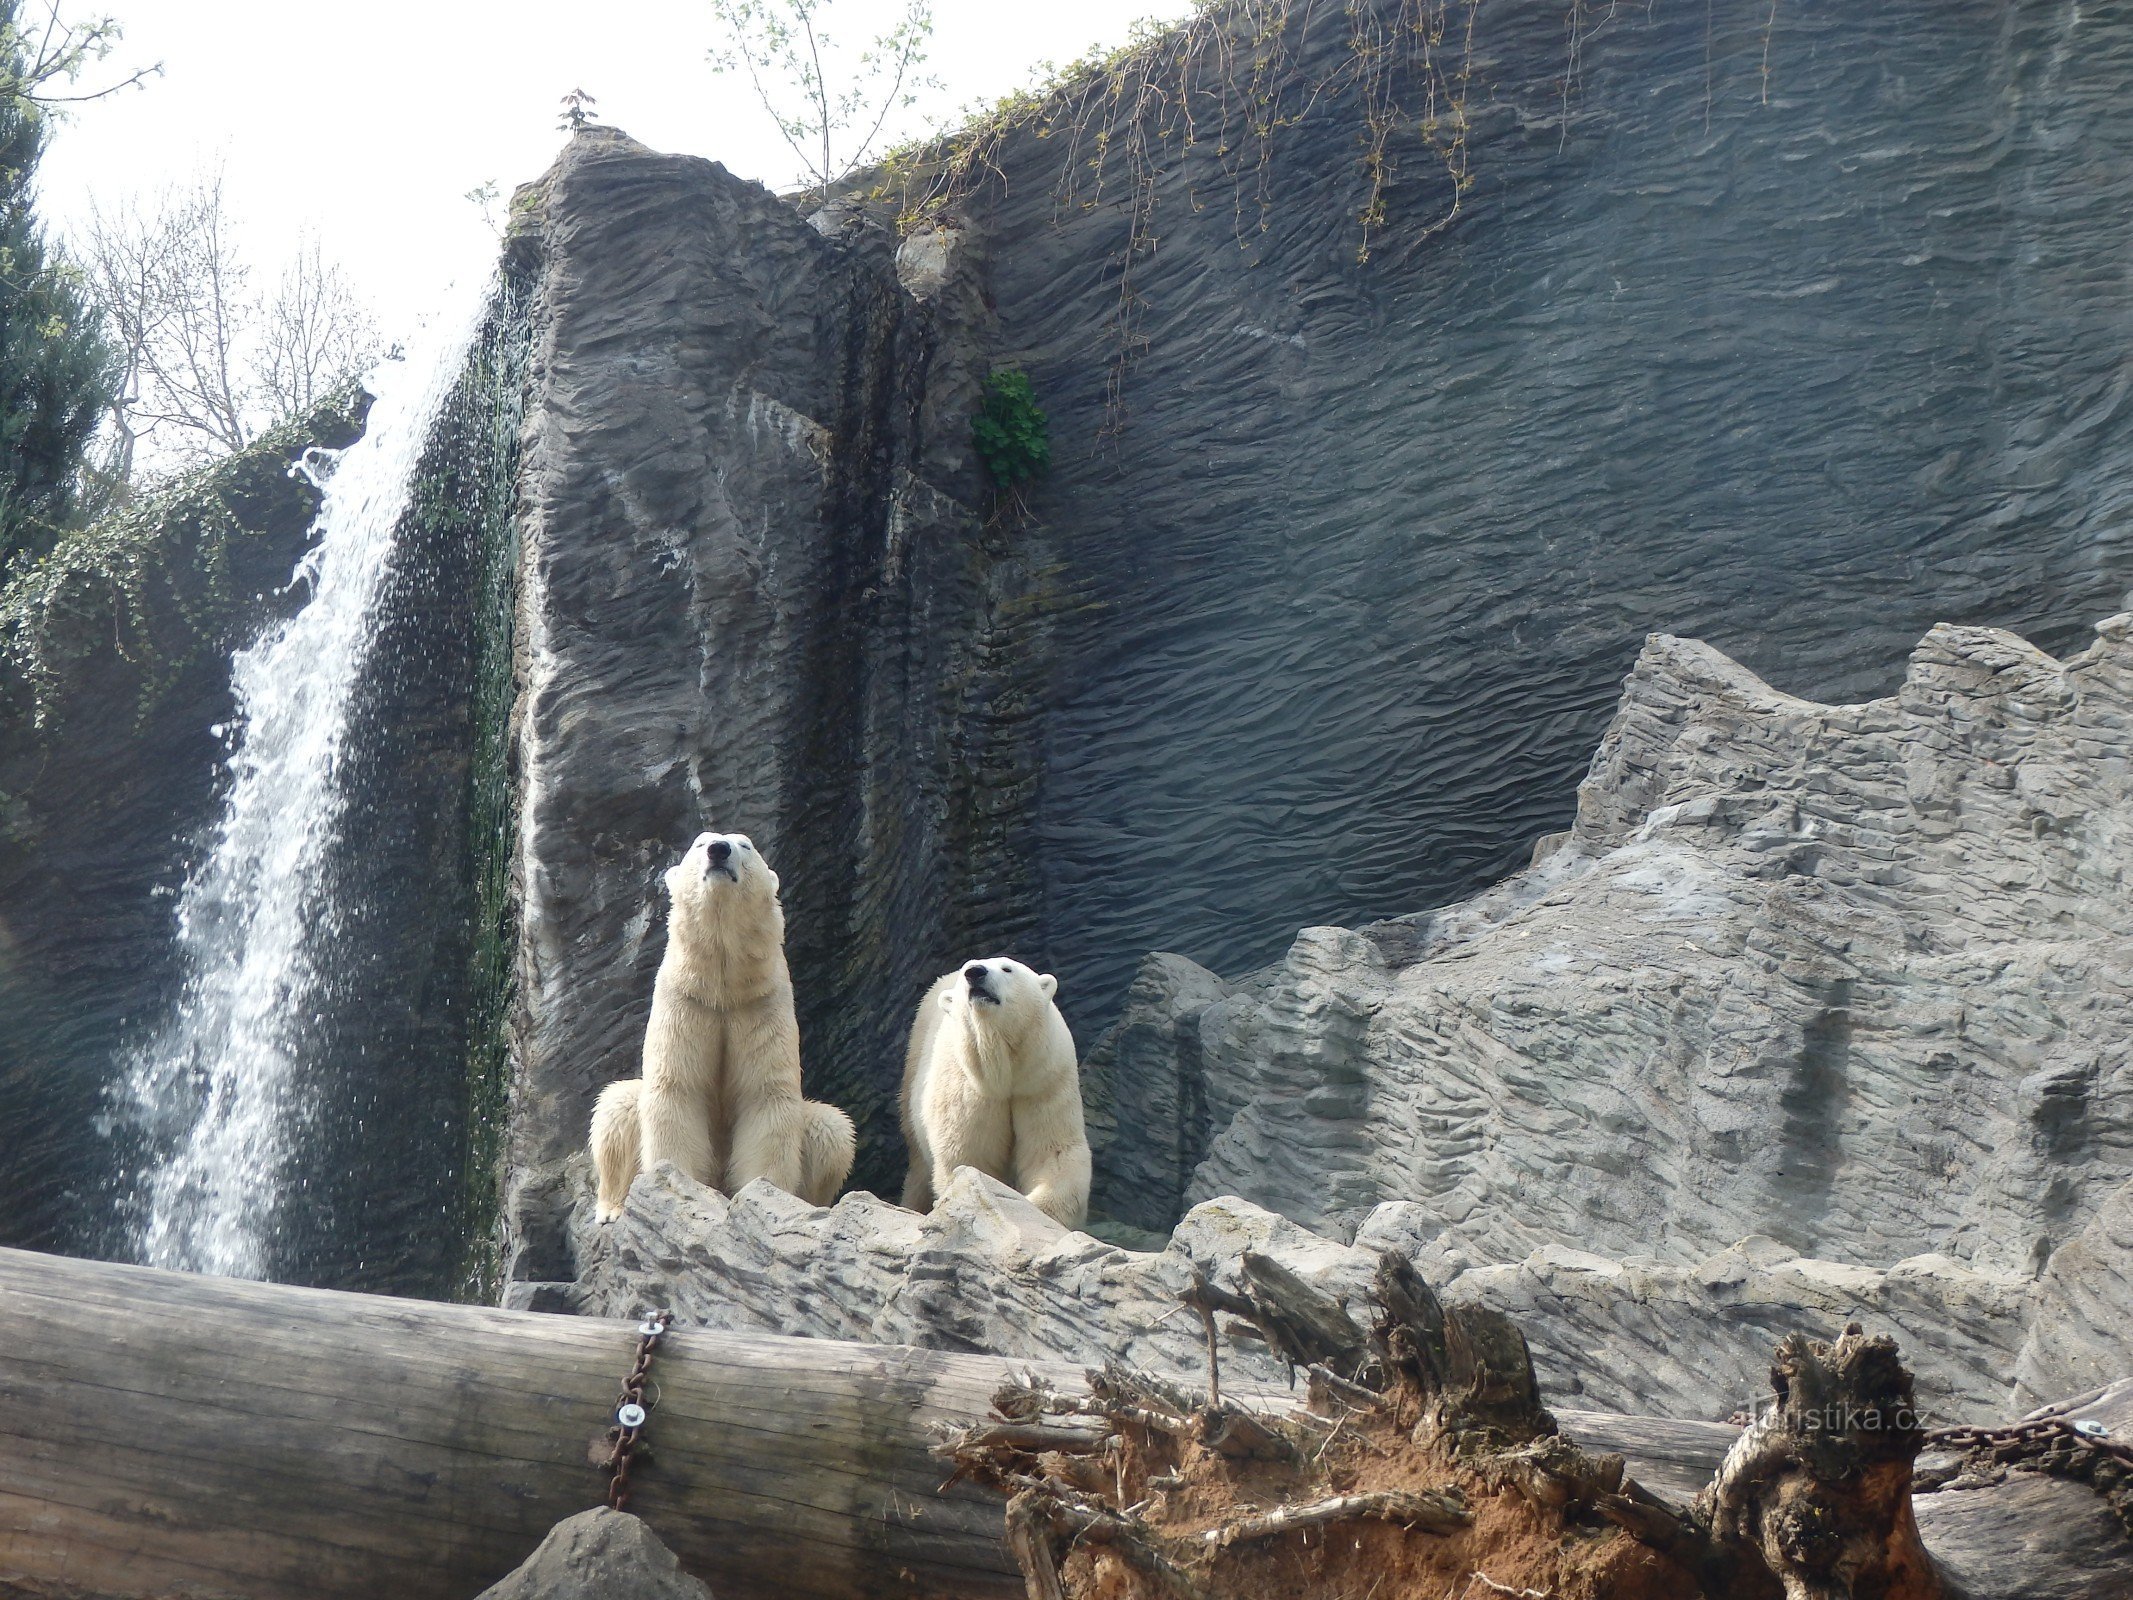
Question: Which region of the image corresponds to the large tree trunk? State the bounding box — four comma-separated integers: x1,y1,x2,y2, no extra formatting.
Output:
2,1247,2125,1600
0,1246,1040,1600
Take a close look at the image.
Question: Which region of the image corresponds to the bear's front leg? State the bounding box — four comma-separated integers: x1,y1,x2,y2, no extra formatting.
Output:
727,1095,806,1196
637,1080,719,1191
1011,1084,1092,1229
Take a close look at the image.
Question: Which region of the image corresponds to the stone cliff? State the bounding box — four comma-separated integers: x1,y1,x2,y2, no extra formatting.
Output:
502,0,2133,1404
499,130,1028,1277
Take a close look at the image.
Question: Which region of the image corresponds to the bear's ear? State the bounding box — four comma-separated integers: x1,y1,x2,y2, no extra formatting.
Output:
765,866,781,896
937,985,959,1014
1037,972,1058,1001
663,864,682,897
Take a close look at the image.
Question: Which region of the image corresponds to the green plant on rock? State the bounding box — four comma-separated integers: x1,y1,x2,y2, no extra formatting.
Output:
972,368,1049,491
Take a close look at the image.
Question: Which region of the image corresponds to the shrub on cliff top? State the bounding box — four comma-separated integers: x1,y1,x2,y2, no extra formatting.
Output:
972,368,1048,490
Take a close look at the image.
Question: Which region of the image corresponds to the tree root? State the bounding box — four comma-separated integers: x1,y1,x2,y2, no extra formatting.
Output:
1201,1487,1473,1548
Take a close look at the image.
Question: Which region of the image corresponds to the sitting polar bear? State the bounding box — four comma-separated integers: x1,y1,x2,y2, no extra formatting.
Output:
899,957,1089,1228
591,832,854,1220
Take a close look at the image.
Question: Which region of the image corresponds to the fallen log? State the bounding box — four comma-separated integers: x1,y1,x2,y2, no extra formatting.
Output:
2,1246,2126,1600
0,1245,1060,1600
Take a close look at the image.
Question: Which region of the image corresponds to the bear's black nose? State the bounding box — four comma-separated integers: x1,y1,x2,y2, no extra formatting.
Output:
964,964,989,985
708,839,733,864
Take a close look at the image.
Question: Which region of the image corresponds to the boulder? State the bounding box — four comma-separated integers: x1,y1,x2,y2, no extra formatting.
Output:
474,1508,713,1600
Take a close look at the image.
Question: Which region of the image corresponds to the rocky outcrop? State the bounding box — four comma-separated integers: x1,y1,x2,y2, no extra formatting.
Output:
500,130,1030,1279
475,1509,714,1600
1081,617,2133,1412
568,1160,2034,1420
534,508,2130,1416
503,2,2133,1424
567,1163,1362,1395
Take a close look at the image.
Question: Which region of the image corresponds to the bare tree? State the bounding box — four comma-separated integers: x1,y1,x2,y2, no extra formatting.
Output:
80,168,377,483
257,237,376,421
708,0,936,206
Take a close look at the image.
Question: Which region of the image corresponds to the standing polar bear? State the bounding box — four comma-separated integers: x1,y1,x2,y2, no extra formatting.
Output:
591,832,854,1220
900,957,1089,1228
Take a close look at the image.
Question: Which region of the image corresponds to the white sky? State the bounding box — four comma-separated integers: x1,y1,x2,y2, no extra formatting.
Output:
38,0,1190,342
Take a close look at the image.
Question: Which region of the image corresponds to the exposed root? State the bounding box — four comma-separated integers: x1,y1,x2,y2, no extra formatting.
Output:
947,1259,1958,1600
1202,1487,1472,1547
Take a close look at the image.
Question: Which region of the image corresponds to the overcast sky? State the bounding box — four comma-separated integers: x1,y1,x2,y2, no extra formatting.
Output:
37,0,1187,340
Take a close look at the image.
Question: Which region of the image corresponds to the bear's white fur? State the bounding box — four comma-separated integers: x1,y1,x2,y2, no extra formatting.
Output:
591,832,855,1220
899,956,1089,1228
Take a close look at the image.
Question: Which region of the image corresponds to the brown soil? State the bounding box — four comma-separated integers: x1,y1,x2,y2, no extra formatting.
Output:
1032,1395,1699,1600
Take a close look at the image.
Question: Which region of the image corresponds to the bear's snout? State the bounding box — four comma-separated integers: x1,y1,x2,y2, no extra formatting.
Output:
965,963,999,1002
708,839,732,864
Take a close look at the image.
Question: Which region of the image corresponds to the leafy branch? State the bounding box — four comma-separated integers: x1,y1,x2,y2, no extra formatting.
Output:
708,0,938,206
0,1,157,112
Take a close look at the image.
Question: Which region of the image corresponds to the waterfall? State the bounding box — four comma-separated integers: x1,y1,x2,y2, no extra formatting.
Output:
115,287,488,1280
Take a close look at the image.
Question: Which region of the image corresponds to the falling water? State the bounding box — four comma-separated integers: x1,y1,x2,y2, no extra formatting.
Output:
116,288,487,1279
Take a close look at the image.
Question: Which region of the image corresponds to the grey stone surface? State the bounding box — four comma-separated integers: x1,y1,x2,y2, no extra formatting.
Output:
2017,1177,2133,1405
475,1508,713,1600
1413,1229,2033,1422
504,0,2133,1272
1082,952,1232,1233
502,3,2133,1431
568,1159,2050,1420
944,0,2133,1043
1082,618,2133,1414
502,129,1030,1275
572,1162,1379,1393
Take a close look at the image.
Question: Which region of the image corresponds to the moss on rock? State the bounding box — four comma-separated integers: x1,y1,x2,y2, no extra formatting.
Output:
0,392,369,732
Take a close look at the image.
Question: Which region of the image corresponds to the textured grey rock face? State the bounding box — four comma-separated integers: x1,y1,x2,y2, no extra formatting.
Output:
1084,617,2133,1413
570,1167,2042,1419
476,1508,713,1600
571,1163,1377,1395
949,0,2133,1044
1082,953,1232,1232
2018,1177,2133,1403
1390,1226,2033,1420
504,131,1025,1276
508,4,2133,1423
506,0,2133,1280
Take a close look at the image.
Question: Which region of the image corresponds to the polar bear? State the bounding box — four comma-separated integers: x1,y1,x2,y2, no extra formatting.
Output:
899,956,1089,1228
590,831,855,1220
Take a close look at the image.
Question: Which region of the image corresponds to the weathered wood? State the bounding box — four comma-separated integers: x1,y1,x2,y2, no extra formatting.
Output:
0,1246,1065,1600
1570,1390,2133,1600
1699,1328,1940,1600
2,1246,2124,1600
1200,1488,1472,1547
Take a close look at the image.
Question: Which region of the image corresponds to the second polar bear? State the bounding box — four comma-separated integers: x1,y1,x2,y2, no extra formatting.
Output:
591,831,854,1220
899,957,1089,1228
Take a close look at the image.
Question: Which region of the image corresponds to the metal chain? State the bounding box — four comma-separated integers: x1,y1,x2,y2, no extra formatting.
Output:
1924,1415,2133,1474
603,1310,674,1511
1921,1413,2133,1536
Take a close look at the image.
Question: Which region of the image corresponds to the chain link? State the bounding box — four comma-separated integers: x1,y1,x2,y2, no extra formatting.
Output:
1924,1415,2133,1472
1921,1414,2133,1536
603,1310,673,1511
